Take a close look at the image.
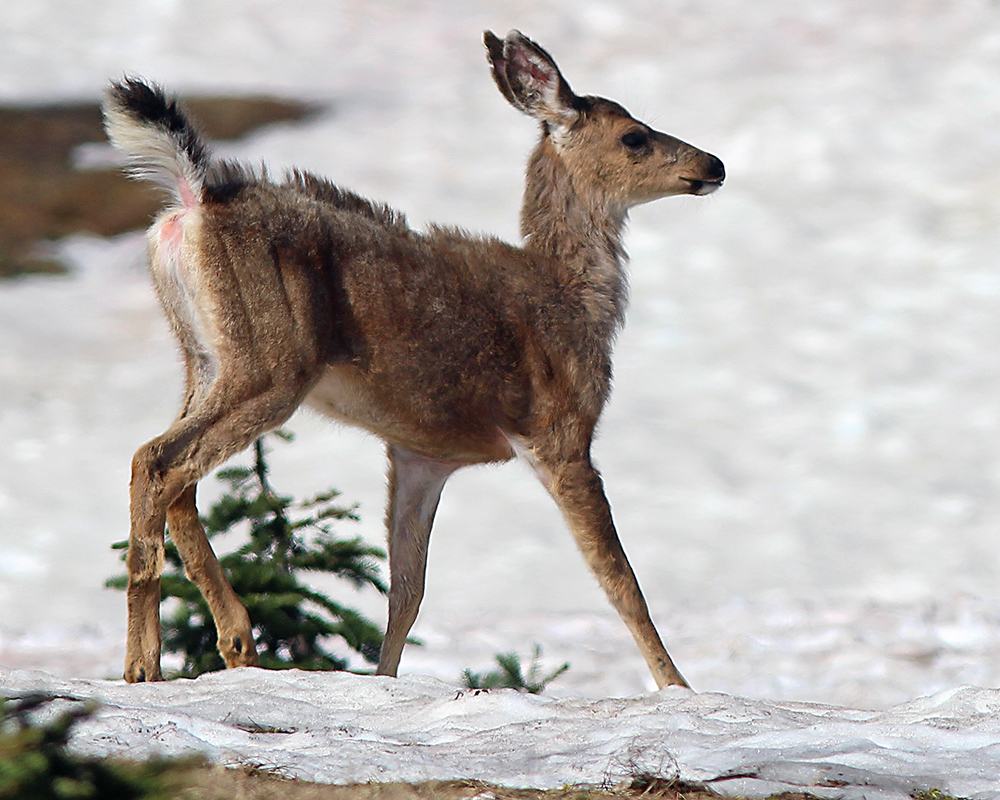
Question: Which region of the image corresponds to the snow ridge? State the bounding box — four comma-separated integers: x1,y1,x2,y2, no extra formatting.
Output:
2,667,999,799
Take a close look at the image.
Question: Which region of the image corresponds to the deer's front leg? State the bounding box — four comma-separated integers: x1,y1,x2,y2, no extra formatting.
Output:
536,454,689,690
376,444,457,677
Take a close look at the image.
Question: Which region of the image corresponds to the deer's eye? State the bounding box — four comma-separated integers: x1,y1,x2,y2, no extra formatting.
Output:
620,129,650,151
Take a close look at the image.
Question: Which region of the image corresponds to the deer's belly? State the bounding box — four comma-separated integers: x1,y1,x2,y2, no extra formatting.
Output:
305,366,514,464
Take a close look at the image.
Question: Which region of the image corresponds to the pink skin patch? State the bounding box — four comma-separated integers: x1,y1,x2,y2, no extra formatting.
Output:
158,175,198,249
159,211,185,248
512,48,555,89
178,177,198,210
524,58,553,85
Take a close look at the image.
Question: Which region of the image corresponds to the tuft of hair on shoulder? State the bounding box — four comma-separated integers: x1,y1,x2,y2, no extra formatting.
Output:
287,169,409,232
204,159,259,202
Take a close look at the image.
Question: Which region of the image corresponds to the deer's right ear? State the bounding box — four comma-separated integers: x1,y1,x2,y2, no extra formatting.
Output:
484,30,580,132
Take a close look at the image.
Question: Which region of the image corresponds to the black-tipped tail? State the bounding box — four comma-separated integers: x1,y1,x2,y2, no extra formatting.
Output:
103,77,210,207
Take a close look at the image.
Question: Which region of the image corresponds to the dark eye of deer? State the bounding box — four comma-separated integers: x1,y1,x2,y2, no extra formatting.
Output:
620,130,649,151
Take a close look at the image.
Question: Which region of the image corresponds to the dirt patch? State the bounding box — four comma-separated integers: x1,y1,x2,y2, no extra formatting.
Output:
0,94,318,277
165,765,821,800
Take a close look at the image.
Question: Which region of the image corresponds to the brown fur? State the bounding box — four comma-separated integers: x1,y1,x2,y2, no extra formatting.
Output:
103,30,724,688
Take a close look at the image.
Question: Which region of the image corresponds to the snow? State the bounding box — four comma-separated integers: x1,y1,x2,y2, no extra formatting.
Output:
4,665,1000,799
3,0,1000,796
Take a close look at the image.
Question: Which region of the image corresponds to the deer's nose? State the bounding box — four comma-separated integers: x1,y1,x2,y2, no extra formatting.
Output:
705,154,725,184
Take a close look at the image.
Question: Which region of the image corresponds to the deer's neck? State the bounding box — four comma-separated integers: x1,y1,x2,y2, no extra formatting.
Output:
520,138,629,335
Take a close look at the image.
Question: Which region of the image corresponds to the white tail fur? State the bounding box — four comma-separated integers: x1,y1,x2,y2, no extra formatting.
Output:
103,77,210,209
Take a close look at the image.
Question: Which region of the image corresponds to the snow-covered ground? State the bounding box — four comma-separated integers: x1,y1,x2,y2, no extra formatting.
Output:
4,664,1000,799
2,0,1000,795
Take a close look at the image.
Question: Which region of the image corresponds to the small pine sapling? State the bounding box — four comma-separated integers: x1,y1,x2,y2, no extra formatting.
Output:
462,644,569,694
108,432,387,677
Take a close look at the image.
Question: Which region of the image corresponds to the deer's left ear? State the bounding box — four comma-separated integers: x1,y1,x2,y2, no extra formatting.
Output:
485,30,580,133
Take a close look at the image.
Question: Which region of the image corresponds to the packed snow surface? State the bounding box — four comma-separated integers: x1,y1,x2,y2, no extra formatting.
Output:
2,0,1000,796
3,665,1000,799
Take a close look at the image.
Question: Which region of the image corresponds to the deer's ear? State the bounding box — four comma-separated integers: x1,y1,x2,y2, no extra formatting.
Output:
484,31,519,108
485,30,580,131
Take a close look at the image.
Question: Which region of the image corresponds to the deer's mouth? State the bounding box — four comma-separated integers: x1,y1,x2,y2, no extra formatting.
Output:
682,177,724,195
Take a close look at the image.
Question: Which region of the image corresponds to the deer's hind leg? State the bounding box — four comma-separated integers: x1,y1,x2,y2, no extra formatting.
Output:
125,361,316,682
156,364,257,672
124,359,201,684
124,253,324,681
166,483,258,670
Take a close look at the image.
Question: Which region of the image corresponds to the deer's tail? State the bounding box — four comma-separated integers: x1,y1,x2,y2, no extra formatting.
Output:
102,77,209,209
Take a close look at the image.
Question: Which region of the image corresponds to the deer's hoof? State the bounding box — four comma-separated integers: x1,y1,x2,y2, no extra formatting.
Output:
124,661,162,683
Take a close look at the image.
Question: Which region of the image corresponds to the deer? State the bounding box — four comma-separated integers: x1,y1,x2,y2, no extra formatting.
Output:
102,29,724,690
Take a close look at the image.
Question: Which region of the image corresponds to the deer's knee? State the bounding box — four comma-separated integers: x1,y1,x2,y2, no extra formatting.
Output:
131,436,200,510
131,439,175,495
130,439,162,488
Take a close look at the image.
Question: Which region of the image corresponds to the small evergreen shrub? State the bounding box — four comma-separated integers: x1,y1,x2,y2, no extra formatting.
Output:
0,695,179,799
108,432,387,677
462,645,569,694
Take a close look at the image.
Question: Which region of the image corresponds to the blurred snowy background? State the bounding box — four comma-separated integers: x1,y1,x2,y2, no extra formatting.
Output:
1,0,1000,708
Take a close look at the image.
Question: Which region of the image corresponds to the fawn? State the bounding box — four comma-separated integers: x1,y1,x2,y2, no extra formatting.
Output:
103,30,724,689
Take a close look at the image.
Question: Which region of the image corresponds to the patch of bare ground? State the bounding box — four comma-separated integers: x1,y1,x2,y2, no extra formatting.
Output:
165,765,821,800
0,94,317,277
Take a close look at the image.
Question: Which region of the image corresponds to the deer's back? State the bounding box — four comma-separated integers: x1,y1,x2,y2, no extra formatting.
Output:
185,173,607,462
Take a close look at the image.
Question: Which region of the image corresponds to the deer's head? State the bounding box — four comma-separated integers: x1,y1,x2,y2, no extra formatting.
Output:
485,30,725,214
